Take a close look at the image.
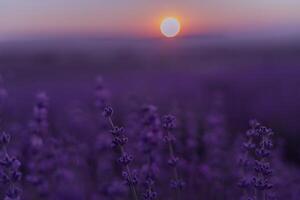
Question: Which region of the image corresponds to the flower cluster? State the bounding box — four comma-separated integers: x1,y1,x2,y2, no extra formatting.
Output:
26,93,61,198
139,105,161,200
0,74,296,200
32,92,49,136
0,132,22,200
162,115,185,193
238,120,275,200
103,106,139,200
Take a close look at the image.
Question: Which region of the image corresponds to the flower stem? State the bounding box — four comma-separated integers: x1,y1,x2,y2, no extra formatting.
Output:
108,116,139,200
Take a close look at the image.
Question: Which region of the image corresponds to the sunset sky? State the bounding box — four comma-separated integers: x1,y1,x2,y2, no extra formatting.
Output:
1,0,300,39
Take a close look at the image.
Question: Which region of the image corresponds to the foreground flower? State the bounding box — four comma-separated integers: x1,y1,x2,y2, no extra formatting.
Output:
0,132,22,200
162,114,185,199
238,120,275,200
103,106,139,200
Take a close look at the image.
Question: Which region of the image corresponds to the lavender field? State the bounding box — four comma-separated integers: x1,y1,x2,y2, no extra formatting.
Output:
0,37,300,200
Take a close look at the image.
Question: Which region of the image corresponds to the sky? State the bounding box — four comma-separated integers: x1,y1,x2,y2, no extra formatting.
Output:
1,0,300,39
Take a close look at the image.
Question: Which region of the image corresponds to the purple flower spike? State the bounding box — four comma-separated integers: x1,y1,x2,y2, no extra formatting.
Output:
103,106,139,200
162,115,176,131
0,132,22,200
162,114,185,198
238,119,276,200
103,106,113,118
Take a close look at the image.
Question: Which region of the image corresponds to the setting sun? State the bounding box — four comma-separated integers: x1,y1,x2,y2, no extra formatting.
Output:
160,17,181,38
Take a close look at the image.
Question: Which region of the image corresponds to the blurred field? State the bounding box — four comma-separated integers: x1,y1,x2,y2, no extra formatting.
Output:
1,36,300,200
1,37,300,161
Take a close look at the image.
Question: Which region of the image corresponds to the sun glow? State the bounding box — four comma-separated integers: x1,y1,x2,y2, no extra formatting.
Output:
160,17,181,38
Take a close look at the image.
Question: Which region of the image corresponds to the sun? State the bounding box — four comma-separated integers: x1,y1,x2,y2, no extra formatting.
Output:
160,17,181,38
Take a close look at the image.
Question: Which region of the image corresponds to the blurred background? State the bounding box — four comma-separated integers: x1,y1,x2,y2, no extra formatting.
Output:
1,0,300,163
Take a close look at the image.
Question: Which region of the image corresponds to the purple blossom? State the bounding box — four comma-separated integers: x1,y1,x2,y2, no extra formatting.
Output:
0,132,22,200
138,105,161,200
162,114,185,199
103,106,114,118
103,106,139,200
238,120,276,200
162,115,176,131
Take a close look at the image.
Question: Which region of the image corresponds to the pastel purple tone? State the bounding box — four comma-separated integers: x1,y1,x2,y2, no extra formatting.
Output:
0,32,300,199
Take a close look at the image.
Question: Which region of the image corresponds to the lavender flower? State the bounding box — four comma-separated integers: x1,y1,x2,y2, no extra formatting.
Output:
139,105,161,200
238,120,275,200
103,106,139,200
26,93,50,197
0,132,22,200
162,114,185,198
32,92,49,138
25,92,62,199
202,94,233,199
